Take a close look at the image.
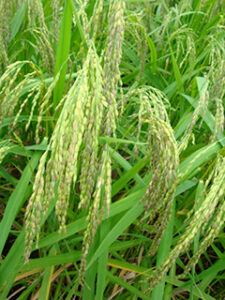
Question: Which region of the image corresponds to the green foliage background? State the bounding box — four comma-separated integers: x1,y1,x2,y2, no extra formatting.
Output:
0,0,225,299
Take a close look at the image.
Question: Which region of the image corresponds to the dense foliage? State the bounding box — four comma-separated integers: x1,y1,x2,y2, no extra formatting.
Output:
0,0,224,299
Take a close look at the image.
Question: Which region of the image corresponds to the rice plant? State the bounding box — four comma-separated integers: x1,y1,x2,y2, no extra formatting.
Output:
0,0,224,299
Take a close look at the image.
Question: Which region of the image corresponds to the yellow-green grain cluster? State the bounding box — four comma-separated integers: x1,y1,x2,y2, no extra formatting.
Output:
24,0,125,283
103,0,125,137
28,0,55,73
179,78,209,153
24,44,111,268
0,0,12,71
147,157,225,291
0,140,12,164
0,61,34,128
52,0,60,44
127,87,179,254
0,61,57,136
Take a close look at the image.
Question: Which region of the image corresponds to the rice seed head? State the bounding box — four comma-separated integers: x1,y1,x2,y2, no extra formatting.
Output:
211,98,224,142
178,79,209,153
146,156,225,292
123,86,179,257
125,13,148,81
91,0,104,41
24,2,126,282
0,140,12,164
24,150,48,261
0,0,13,71
52,0,60,43
28,0,47,31
0,61,54,134
103,0,125,137
0,61,31,128
24,46,111,263
27,0,55,73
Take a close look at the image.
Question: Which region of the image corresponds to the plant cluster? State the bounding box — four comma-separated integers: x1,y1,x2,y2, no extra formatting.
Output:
0,0,224,299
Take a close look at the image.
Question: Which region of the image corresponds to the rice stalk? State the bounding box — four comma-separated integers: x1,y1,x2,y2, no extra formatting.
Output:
52,0,60,44
0,60,59,137
144,156,225,292
0,0,224,298
0,61,38,129
0,0,12,71
24,45,104,265
211,98,224,142
27,0,55,74
178,78,209,153
24,1,126,287
102,0,125,137
128,87,179,253
30,28,55,74
125,13,148,81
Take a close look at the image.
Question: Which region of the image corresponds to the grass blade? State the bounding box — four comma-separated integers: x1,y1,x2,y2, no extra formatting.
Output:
53,0,73,109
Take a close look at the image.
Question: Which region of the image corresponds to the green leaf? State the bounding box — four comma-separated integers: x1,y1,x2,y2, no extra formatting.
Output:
146,36,157,73
53,0,73,108
152,198,176,300
179,141,223,180
107,271,149,300
169,43,183,93
86,201,145,271
181,93,225,147
96,219,111,300
10,0,27,41
112,158,147,197
21,251,81,272
39,247,57,300
0,139,47,256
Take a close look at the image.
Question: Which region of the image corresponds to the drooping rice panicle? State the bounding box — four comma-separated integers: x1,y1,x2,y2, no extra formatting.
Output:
178,78,209,153
27,0,55,74
102,0,125,137
0,140,12,164
0,61,53,133
0,0,12,71
24,45,107,260
146,156,225,292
